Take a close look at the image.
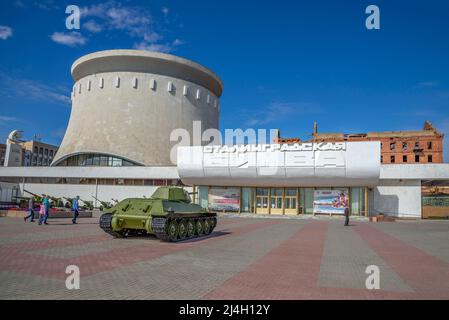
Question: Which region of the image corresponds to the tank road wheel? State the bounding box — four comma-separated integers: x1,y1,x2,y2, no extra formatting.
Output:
167,219,179,241
178,220,187,240
186,219,195,238
203,218,211,235
208,218,216,234
196,219,204,235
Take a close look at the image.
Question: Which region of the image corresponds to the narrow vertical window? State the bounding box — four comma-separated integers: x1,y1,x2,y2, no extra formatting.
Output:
150,79,156,90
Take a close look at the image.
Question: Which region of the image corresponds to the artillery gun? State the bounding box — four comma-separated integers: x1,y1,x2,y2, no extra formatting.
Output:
80,199,94,210
63,197,73,209
48,195,64,208
99,187,217,242
23,189,43,205
92,196,113,211
12,196,31,208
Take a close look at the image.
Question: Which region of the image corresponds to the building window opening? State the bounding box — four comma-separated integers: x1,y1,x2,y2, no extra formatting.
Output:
415,155,420,163
403,155,407,163
390,142,395,150
256,188,269,214
55,153,141,167
270,188,284,214
390,155,395,163
428,155,433,163
427,141,432,150
402,142,408,151
285,188,298,215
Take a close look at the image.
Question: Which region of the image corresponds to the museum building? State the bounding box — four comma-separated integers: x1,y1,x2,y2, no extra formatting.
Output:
1,50,448,219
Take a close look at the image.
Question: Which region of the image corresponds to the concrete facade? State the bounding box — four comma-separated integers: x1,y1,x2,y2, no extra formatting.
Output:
373,179,422,218
53,50,223,167
0,163,448,218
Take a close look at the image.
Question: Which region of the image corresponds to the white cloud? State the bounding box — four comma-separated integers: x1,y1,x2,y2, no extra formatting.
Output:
0,116,17,122
0,26,13,40
246,102,322,126
83,20,103,33
134,38,182,53
415,81,440,89
81,1,151,37
14,1,27,8
50,32,87,47
0,73,70,106
0,116,19,129
33,0,59,10
78,1,182,53
144,32,162,43
162,7,169,17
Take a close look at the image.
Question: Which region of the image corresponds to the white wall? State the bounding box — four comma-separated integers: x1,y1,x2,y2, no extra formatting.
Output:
373,179,422,218
20,183,192,207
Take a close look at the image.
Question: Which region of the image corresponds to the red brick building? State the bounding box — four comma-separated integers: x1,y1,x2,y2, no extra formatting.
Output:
275,121,444,164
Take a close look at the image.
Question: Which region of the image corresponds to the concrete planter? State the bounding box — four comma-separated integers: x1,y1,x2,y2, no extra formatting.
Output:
0,210,93,219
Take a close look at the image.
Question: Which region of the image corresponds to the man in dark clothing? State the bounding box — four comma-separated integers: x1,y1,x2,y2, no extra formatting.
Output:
24,197,35,222
344,207,350,226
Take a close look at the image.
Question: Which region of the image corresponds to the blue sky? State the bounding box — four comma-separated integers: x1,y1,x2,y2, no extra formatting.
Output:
0,0,448,160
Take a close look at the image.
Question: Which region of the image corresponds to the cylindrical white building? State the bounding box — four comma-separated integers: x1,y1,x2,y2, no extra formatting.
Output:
52,50,223,167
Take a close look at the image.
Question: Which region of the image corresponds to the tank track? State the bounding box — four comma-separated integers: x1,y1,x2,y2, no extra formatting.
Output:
152,216,217,242
99,213,126,238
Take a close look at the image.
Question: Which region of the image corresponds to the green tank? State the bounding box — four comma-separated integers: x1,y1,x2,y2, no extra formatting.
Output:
99,187,217,242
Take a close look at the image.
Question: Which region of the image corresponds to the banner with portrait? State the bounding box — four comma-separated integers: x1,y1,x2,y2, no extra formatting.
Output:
313,189,348,215
208,187,240,212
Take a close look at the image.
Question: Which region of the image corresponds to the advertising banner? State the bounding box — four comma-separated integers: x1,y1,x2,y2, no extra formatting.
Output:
313,189,348,215
208,187,240,212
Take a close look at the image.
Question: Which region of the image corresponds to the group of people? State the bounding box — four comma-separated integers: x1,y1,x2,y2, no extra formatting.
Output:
23,195,80,225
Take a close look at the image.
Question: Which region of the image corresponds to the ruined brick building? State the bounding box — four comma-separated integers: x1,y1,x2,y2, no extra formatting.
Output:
275,121,444,164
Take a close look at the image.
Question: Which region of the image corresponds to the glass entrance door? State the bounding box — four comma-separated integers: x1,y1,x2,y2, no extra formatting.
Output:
270,188,284,214
284,188,298,215
255,188,269,214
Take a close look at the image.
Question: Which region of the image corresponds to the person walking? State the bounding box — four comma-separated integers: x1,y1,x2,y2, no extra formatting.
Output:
344,207,350,226
42,195,50,225
24,197,35,222
38,202,46,225
72,196,80,224
342,193,349,226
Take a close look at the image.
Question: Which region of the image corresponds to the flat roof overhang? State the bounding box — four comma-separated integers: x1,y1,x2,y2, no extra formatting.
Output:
177,142,382,187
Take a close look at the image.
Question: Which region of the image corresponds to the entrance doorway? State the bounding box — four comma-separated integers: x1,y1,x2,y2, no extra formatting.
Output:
284,188,298,215
255,188,269,214
270,188,284,214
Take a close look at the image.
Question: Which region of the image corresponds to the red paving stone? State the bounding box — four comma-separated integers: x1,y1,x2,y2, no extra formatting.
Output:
205,220,328,299
0,223,98,236
354,224,449,299
204,221,434,300
0,219,282,279
2,217,448,299
0,234,110,252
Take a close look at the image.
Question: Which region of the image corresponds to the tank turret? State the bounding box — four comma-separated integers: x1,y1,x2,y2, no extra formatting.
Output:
99,187,217,242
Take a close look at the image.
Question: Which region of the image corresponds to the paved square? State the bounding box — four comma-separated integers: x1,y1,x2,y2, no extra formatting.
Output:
0,216,448,300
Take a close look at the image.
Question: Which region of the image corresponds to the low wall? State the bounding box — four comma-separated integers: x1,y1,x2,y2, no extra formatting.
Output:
0,209,93,219
422,206,449,219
